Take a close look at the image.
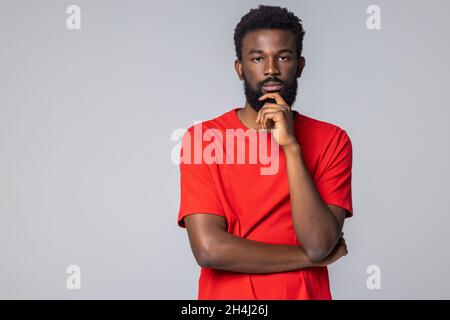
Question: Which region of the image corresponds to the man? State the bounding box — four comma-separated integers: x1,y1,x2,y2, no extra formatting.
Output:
177,5,353,300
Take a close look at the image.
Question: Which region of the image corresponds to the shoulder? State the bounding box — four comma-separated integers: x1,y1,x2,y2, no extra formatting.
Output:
184,109,235,138
296,112,346,133
294,112,352,154
296,112,350,138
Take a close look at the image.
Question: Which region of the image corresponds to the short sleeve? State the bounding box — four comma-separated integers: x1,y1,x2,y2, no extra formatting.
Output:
315,129,353,218
177,127,226,228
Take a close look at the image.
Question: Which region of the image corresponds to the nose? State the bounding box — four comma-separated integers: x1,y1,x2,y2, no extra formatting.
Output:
264,57,280,76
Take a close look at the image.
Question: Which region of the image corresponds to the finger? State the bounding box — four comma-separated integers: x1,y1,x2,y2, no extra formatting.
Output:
257,105,282,126
258,92,288,106
257,103,285,123
262,112,276,129
261,111,281,129
260,103,290,113
259,105,290,121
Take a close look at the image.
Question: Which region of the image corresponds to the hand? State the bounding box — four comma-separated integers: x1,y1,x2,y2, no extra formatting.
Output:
314,234,348,267
255,92,297,148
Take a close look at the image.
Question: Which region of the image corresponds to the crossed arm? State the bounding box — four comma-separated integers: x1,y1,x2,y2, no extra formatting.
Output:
183,141,348,273
184,204,347,274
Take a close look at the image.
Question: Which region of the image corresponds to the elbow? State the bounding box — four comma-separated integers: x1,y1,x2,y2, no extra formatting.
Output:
305,248,329,263
303,241,335,263
194,239,219,268
301,235,340,263
196,249,214,268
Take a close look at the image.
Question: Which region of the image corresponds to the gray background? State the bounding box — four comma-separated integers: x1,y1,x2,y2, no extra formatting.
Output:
1,0,449,299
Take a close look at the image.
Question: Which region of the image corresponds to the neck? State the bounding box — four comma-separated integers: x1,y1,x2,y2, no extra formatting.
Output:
238,102,261,130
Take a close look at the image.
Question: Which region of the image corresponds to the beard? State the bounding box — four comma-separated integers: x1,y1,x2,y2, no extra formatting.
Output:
243,74,298,112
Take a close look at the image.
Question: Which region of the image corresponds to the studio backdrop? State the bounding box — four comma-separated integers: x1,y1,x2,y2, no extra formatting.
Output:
1,0,449,299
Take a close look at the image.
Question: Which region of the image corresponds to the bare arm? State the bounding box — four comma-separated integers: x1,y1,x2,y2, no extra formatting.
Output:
184,213,347,274
254,92,351,263
283,143,346,262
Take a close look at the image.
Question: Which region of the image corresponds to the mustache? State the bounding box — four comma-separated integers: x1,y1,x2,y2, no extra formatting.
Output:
259,77,284,88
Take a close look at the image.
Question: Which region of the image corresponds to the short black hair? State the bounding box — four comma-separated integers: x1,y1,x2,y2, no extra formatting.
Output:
233,5,305,61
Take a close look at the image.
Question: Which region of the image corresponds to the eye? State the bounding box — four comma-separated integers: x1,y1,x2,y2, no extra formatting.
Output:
252,56,290,62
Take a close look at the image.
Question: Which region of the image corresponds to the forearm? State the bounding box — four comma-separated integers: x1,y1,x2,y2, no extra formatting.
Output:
283,142,340,260
202,230,316,274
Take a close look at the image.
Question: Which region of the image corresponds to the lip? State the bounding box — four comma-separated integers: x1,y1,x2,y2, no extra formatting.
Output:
262,82,283,92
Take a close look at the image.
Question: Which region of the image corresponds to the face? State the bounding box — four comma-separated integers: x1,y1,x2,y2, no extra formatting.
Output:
235,29,305,112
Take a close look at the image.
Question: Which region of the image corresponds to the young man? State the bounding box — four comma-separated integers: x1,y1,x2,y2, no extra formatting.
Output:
177,5,353,300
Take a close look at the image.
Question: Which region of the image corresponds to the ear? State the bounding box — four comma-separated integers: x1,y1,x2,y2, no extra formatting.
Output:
235,59,244,81
296,56,305,78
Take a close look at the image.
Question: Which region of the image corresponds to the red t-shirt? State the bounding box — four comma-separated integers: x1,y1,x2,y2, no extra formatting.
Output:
177,107,353,300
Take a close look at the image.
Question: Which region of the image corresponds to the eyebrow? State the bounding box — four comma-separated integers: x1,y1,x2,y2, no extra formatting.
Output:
248,48,294,55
